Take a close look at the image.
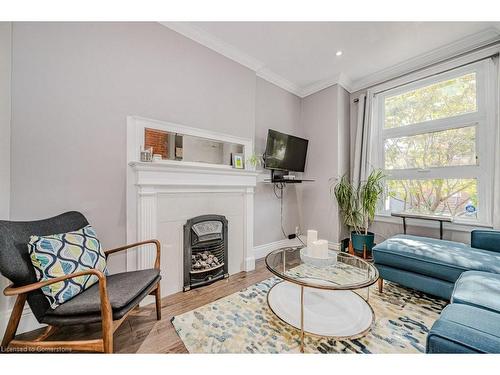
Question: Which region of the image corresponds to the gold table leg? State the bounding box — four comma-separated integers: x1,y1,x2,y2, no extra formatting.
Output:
300,285,304,353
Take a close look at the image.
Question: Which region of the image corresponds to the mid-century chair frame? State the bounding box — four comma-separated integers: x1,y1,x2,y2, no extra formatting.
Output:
1,239,161,353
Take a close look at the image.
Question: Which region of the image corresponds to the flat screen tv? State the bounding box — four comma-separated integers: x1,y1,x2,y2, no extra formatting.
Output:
263,129,308,172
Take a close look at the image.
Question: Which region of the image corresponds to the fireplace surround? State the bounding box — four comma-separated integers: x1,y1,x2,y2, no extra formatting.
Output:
127,116,258,298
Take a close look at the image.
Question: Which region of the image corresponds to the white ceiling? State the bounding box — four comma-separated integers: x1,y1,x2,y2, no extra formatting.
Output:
163,22,500,96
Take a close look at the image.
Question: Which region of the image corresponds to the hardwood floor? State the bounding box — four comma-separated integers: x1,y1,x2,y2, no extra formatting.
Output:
16,259,273,353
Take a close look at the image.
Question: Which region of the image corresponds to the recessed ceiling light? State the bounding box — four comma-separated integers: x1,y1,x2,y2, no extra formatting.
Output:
336,50,343,56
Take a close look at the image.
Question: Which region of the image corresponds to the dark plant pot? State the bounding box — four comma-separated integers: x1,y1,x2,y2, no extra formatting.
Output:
351,231,375,254
340,238,350,253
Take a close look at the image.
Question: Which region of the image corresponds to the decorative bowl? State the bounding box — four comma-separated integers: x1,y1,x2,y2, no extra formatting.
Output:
299,247,338,267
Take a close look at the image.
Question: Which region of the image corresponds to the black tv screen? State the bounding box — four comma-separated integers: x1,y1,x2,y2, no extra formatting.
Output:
264,129,308,172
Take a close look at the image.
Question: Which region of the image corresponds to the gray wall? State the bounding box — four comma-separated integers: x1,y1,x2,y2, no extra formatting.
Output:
254,77,302,246
0,22,12,334
8,22,307,268
300,84,350,244
0,23,11,220
10,22,257,273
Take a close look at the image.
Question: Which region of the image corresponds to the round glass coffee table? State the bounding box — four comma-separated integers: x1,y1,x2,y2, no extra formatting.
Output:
265,246,379,352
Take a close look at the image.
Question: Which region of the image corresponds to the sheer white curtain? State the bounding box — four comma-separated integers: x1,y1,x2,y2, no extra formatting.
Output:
351,90,374,188
493,56,500,229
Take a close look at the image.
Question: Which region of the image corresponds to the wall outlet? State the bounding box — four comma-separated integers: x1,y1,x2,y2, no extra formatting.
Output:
295,226,300,236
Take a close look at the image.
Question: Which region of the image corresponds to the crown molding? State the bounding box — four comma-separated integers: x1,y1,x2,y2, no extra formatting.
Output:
300,72,353,97
256,68,302,96
160,22,303,97
160,22,263,71
349,27,500,93
160,23,500,98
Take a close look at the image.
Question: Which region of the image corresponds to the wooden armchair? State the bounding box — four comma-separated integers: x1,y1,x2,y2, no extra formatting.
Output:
0,211,161,353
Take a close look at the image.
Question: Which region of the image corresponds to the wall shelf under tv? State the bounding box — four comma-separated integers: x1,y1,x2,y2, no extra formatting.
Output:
263,178,315,184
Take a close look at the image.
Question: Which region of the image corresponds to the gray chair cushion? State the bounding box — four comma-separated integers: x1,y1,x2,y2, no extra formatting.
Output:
43,269,160,323
0,211,89,322
42,274,161,326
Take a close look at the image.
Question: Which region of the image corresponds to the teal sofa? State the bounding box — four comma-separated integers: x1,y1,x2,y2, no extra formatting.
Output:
373,231,500,300
426,271,500,353
372,230,500,353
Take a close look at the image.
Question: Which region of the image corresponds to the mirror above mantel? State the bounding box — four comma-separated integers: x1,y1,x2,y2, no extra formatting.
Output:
144,128,244,166
127,116,254,171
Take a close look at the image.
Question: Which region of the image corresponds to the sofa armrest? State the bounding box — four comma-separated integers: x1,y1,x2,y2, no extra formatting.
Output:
471,230,500,253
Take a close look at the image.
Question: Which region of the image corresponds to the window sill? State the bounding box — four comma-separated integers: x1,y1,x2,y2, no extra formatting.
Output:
374,214,493,233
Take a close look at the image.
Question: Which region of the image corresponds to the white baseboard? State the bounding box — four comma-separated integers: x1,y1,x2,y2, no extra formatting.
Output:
253,238,301,260
328,241,341,251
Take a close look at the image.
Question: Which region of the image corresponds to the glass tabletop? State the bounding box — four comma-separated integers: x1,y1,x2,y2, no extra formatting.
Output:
265,246,379,290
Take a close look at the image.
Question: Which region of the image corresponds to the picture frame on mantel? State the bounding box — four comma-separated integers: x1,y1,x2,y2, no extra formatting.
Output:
232,153,244,169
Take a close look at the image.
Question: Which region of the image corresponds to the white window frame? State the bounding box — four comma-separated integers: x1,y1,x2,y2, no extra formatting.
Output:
370,59,497,227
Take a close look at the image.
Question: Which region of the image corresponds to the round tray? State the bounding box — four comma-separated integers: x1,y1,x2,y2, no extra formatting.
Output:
267,280,374,338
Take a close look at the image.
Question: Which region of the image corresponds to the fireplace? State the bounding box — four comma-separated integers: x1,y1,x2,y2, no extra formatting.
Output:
183,214,229,291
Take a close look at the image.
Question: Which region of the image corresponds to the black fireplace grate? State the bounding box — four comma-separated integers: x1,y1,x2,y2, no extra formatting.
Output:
183,214,229,291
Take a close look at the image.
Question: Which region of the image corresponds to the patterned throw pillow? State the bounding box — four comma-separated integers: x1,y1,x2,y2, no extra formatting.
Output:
28,225,108,309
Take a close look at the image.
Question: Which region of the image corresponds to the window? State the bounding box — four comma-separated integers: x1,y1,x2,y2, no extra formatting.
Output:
372,59,496,225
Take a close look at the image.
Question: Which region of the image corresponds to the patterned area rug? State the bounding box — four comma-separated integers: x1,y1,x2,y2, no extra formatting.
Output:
172,277,446,353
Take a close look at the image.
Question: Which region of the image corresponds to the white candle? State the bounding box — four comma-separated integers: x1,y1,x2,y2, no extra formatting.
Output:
312,239,329,259
310,242,319,258
307,230,318,249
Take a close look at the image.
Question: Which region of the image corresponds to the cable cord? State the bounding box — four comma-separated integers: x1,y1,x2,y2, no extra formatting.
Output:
296,234,306,247
273,182,287,239
273,182,306,247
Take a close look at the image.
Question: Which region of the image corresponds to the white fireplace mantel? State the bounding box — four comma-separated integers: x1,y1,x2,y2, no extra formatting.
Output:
129,160,259,187
126,117,258,296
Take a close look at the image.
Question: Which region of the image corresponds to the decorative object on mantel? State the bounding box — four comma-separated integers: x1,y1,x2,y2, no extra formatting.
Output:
152,154,162,161
247,153,263,169
332,169,385,260
175,146,183,159
231,153,244,169
140,146,153,162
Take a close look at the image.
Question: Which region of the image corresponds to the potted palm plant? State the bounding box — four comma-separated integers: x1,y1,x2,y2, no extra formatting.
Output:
332,169,385,256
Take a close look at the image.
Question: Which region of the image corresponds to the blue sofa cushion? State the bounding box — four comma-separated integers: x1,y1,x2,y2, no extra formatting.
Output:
427,304,500,353
376,264,454,300
471,230,500,253
373,235,500,282
452,271,500,314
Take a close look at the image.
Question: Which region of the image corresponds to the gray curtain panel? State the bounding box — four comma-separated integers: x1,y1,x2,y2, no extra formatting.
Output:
351,91,373,188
